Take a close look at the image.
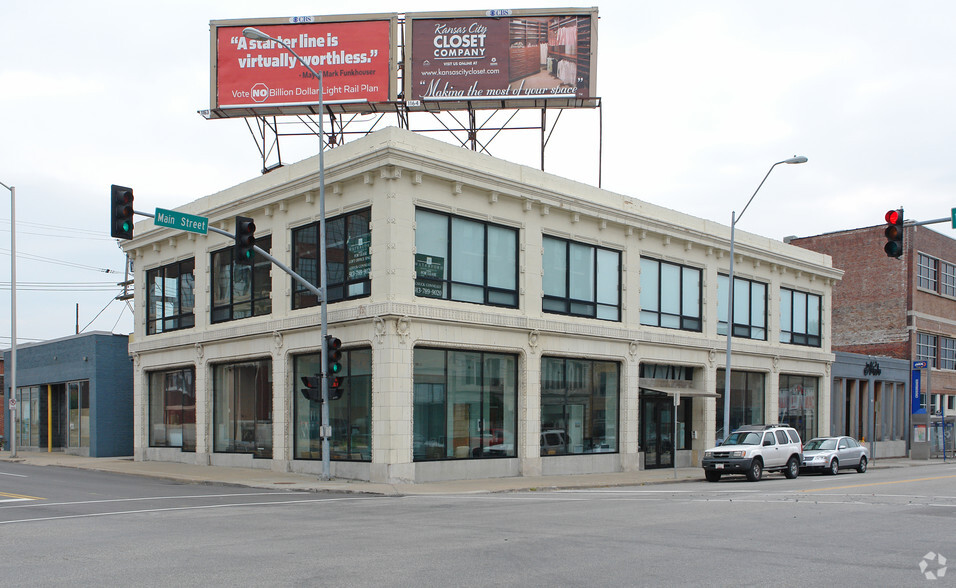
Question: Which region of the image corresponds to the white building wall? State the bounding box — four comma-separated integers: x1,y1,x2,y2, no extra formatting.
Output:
126,127,841,482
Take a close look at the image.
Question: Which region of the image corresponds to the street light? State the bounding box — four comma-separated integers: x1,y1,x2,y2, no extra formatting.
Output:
241,26,331,480
721,156,807,443
0,180,16,458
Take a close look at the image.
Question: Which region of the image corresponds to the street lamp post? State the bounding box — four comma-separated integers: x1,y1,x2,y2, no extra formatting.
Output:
0,180,15,458
722,156,807,443
242,27,331,480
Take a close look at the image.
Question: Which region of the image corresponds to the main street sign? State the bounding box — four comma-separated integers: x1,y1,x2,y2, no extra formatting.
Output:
154,208,209,235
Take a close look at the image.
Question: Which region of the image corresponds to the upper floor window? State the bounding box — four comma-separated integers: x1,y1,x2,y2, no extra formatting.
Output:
211,235,272,324
779,287,821,347
640,258,701,331
917,332,938,367
147,258,195,335
918,253,938,291
717,275,767,340
292,209,371,309
542,236,620,321
916,332,956,370
415,208,518,308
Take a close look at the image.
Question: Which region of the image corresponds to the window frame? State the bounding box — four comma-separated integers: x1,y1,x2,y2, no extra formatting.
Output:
414,208,519,309
918,253,939,291
212,358,273,458
210,235,273,324
917,332,938,368
148,367,196,451
639,257,702,332
412,347,519,462
540,357,620,456
779,287,822,347
717,274,767,340
542,235,621,321
291,208,371,309
146,258,196,335
293,347,373,461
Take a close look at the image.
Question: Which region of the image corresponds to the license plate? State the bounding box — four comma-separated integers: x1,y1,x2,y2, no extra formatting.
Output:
716,463,724,469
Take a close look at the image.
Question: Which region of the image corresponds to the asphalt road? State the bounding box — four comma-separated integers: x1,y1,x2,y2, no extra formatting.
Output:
2,460,955,587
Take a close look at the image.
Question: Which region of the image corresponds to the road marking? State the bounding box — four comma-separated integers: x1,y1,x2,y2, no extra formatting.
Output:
799,474,956,493
0,472,28,478
0,491,323,510
0,491,44,502
0,495,388,525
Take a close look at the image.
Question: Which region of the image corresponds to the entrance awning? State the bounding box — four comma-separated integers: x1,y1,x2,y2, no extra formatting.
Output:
642,386,718,399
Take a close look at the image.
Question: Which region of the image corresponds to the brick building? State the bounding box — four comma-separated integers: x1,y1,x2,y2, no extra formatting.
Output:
791,223,956,449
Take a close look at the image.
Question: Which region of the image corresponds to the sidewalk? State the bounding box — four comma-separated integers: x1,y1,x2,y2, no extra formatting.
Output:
0,451,943,496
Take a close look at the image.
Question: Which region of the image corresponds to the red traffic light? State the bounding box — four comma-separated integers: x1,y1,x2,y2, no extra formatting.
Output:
884,208,904,259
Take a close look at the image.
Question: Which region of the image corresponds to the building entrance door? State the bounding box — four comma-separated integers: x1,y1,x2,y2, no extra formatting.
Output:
641,392,673,469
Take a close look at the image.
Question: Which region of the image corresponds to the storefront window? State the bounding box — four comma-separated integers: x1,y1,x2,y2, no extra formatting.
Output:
779,375,818,443
148,367,196,451
541,357,619,455
716,369,765,438
213,359,273,458
413,348,518,460
293,348,372,461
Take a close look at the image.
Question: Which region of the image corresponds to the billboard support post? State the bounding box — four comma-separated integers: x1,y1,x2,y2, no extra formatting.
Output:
242,27,332,481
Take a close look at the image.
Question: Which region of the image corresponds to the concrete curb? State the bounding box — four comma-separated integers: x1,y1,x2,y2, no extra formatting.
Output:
1,452,945,496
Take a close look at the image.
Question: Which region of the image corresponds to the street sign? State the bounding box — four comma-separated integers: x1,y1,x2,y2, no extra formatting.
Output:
154,208,209,235
8,397,15,410
952,208,956,229
914,360,928,369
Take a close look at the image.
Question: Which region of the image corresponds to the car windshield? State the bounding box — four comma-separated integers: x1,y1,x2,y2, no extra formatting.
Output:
804,438,837,450
724,431,762,445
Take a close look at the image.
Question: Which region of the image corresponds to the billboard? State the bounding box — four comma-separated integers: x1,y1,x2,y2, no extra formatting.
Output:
404,8,597,109
208,15,397,118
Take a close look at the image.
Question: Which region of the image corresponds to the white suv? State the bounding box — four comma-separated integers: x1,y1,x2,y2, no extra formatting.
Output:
702,424,803,482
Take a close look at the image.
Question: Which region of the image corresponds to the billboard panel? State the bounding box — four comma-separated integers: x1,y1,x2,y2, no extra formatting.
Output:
209,15,397,118
405,8,597,109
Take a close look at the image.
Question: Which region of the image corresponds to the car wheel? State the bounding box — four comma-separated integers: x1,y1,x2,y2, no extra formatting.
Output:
857,456,868,473
705,470,721,483
745,459,763,482
827,459,839,476
784,457,800,479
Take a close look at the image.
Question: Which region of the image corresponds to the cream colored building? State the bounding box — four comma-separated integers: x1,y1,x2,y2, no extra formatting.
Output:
125,127,841,483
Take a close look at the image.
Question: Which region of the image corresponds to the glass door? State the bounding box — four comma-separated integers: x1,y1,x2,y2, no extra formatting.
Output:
641,392,674,469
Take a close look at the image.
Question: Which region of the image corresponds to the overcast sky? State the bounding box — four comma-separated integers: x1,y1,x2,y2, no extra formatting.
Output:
2,1,954,345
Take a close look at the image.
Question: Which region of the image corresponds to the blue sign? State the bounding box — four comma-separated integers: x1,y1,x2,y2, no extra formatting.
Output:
913,360,928,369
912,369,926,414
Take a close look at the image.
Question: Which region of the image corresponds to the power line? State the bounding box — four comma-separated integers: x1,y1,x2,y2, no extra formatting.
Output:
0,248,122,273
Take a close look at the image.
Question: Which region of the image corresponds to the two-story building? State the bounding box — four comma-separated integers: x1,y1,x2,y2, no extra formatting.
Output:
125,127,840,482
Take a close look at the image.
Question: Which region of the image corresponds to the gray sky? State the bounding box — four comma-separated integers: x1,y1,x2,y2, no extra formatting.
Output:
2,1,954,344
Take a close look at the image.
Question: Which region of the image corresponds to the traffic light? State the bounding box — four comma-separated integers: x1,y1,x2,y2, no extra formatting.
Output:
110,184,134,239
300,376,322,403
326,335,344,400
234,216,256,265
884,208,904,258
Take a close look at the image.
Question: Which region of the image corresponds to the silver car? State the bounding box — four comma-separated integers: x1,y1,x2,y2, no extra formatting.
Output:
801,436,869,475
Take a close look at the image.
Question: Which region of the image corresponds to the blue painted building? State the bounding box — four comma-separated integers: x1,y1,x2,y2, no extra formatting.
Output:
3,332,132,457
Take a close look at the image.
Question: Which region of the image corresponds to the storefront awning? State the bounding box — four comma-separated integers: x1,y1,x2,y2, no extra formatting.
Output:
642,386,718,399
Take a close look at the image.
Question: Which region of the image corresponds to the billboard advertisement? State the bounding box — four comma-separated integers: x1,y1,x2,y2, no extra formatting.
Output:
405,8,597,108
209,15,397,117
